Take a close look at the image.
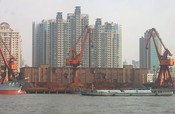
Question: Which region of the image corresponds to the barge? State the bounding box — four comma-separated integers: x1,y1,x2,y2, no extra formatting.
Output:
81,89,173,96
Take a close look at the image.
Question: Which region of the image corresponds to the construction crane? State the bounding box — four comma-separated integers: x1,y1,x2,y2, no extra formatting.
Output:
146,28,174,87
0,35,18,84
66,25,93,87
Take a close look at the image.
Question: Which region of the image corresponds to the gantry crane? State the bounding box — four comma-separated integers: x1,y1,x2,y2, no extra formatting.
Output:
66,25,93,87
146,28,174,87
0,35,18,84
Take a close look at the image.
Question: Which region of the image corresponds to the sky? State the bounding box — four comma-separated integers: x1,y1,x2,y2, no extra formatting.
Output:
0,0,175,66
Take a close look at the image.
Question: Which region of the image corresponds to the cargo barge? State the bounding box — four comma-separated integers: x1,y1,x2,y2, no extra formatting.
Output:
81,89,173,96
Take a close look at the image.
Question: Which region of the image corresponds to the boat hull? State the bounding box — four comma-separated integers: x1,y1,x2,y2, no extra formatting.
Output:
0,90,26,94
81,89,173,96
0,81,26,94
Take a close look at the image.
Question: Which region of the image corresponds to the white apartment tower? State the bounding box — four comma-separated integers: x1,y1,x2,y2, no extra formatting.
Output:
54,12,68,67
0,22,22,71
93,18,104,67
93,19,122,68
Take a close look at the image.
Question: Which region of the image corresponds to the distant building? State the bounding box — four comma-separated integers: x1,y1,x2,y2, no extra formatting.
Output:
0,22,22,71
139,37,147,69
123,60,128,65
32,19,56,67
170,66,175,82
132,60,139,68
32,6,122,68
139,29,162,71
147,73,154,83
32,6,89,67
53,12,68,67
93,18,122,68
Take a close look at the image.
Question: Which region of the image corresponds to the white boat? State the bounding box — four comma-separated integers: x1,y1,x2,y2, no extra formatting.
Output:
81,89,173,96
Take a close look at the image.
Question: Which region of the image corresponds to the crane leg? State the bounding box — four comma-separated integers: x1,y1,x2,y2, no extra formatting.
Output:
73,68,79,83
156,66,173,87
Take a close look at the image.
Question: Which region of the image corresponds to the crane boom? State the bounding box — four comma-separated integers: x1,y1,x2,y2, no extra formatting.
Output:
66,25,93,87
79,27,93,61
67,26,88,57
0,35,18,84
0,35,16,61
0,48,10,69
66,26,93,67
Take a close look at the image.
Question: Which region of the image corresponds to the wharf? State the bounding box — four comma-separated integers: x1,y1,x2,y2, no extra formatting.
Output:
25,87,75,94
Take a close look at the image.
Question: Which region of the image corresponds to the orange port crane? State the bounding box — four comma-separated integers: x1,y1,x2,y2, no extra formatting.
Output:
66,25,93,87
146,28,174,87
0,35,18,84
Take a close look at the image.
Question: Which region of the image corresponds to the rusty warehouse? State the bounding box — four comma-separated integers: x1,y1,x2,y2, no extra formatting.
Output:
20,65,147,89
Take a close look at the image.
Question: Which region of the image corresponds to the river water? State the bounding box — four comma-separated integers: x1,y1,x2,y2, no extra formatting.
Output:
0,94,175,114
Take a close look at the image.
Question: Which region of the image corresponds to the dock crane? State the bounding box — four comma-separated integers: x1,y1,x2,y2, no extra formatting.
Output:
146,28,174,87
0,35,18,84
66,25,93,87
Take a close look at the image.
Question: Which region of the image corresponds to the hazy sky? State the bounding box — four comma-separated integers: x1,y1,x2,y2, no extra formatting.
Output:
0,0,175,66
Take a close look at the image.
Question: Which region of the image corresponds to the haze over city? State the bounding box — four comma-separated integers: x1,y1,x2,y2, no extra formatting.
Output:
0,0,175,66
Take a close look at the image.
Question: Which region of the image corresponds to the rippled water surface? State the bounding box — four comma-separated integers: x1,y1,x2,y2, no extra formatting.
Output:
0,94,175,114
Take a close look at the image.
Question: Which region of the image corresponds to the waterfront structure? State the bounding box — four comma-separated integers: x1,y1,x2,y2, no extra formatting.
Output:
0,22,22,72
20,65,147,86
139,29,162,71
93,18,122,68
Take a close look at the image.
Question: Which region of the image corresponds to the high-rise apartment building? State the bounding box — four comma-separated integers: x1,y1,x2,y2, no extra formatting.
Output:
93,18,104,67
32,6,122,68
33,6,89,67
139,29,162,71
52,12,64,67
139,36,147,68
93,19,122,68
0,22,22,71
32,19,56,67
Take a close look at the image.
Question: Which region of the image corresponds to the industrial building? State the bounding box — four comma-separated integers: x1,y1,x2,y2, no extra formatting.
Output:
20,65,147,88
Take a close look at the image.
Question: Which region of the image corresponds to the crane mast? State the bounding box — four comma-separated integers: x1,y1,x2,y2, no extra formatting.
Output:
66,25,93,87
146,28,174,87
